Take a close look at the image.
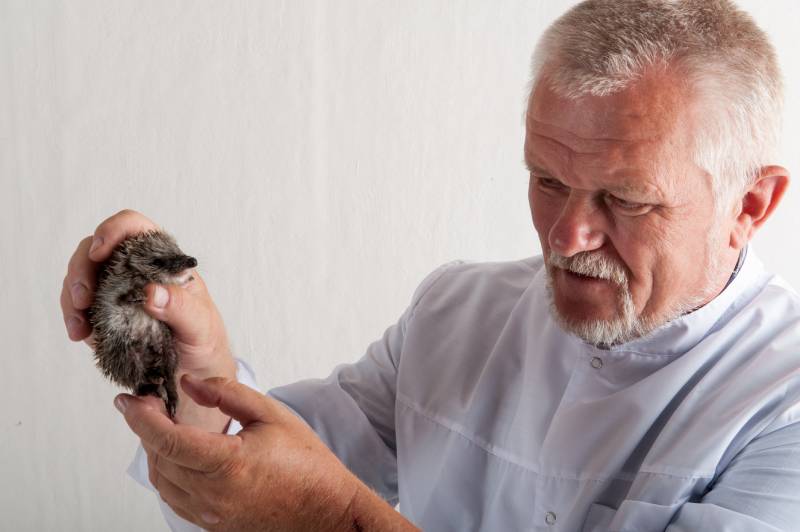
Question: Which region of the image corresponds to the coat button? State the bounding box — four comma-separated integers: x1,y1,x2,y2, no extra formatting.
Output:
590,356,603,369
545,511,557,525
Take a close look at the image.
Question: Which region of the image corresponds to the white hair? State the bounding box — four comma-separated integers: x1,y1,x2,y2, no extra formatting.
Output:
528,0,784,215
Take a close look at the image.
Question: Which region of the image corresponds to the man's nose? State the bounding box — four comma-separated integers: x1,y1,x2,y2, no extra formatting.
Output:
548,193,605,257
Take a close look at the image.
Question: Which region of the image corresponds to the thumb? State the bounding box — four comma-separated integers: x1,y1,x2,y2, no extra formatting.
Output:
143,282,212,346
179,374,279,427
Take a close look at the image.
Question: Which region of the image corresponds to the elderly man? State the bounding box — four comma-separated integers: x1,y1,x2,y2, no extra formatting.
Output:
62,0,798,530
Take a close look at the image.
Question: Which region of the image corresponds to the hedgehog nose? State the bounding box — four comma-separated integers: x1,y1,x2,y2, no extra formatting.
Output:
167,255,196,272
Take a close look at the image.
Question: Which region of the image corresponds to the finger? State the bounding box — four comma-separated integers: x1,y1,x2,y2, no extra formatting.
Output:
147,442,205,495
147,455,204,529
61,275,92,342
141,276,217,348
147,447,193,503
180,374,285,427
145,442,226,530
116,393,241,472
88,209,160,262
65,236,97,310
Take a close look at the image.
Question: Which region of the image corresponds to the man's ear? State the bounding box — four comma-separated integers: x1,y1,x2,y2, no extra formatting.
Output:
729,165,790,249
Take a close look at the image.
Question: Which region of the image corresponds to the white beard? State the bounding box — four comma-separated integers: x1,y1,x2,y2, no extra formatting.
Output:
545,232,724,348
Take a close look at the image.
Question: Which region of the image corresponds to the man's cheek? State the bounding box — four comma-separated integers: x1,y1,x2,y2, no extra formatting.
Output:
531,215,552,247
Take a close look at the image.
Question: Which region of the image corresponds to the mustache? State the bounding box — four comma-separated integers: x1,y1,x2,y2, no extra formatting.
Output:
548,251,628,286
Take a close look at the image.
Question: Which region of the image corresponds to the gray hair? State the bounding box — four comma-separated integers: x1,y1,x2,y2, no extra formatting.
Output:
528,0,783,214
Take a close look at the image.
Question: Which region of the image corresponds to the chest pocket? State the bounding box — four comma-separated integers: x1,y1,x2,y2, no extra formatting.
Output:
582,500,681,532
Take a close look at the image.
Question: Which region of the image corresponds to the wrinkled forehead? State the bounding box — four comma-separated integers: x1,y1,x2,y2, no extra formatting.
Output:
525,71,703,196
526,68,690,147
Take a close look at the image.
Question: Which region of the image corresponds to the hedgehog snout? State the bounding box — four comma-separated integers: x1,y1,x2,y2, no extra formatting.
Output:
154,255,197,274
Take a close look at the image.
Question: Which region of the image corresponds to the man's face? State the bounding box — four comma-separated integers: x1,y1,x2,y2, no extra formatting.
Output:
525,69,735,346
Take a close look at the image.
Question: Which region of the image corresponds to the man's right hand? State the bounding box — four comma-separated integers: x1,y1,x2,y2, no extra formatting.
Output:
61,209,238,431
61,209,161,348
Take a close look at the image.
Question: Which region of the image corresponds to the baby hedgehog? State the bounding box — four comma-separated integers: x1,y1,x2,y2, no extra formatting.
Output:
87,229,197,419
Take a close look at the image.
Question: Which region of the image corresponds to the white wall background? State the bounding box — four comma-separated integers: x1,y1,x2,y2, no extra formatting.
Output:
1,1,798,530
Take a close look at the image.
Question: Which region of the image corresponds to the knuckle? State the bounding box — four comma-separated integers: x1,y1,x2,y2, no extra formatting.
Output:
92,211,161,261
216,376,235,389
117,209,157,230
211,455,243,480
206,377,236,406
95,209,141,238
220,376,239,395
224,439,245,477
156,432,180,459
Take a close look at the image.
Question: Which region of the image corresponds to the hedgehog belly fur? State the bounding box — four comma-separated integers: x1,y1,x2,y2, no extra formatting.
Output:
93,301,174,390
126,305,163,343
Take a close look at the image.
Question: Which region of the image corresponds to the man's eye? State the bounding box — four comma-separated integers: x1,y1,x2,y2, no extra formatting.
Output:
605,194,651,214
535,176,565,191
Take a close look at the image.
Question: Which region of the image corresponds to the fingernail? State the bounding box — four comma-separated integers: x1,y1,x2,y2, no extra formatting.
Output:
71,282,88,305
89,236,104,255
67,316,83,336
200,512,220,524
152,285,169,308
114,396,128,414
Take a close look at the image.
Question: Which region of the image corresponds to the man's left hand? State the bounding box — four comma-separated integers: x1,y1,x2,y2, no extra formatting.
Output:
114,374,363,531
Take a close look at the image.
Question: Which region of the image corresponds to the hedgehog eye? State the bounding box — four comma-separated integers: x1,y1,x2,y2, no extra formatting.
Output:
152,258,167,268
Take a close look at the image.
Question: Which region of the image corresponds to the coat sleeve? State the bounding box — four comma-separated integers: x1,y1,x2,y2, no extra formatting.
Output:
665,420,800,532
266,259,462,505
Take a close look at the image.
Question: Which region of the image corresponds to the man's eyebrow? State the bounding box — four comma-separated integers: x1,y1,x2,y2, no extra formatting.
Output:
528,165,553,175
604,182,644,195
602,179,662,200
523,155,552,175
